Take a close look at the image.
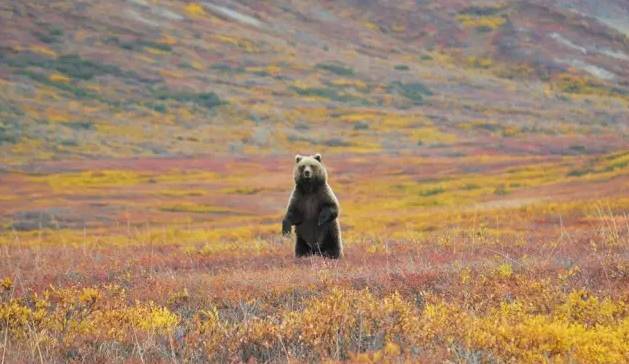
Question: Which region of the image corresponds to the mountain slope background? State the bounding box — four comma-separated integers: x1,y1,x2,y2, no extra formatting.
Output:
1,0,627,166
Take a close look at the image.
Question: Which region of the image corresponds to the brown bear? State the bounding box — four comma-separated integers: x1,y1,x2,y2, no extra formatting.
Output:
282,153,343,259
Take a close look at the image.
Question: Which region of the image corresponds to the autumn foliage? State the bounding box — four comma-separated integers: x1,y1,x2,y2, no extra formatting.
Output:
1,0,628,362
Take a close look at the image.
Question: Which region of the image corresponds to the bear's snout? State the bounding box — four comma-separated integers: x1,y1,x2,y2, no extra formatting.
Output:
303,167,312,178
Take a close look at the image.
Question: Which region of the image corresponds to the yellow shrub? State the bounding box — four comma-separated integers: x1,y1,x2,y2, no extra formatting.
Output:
555,290,626,327
79,287,100,305
0,300,33,339
349,341,402,362
159,202,234,214
30,45,57,57
133,302,179,335
412,126,457,144
466,56,494,69
457,14,506,30
283,289,420,356
1,277,12,291
185,3,206,17
418,296,629,363
330,79,369,91
0,285,180,350
495,263,513,278
30,169,147,190
196,306,226,355
49,72,71,83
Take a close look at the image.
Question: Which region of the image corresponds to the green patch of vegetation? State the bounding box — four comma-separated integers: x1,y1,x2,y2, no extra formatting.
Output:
141,102,168,113
1,52,148,91
609,86,629,97
420,186,445,196
567,168,592,177
460,120,520,137
59,138,78,147
212,63,244,73
53,54,123,80
291,86,368,105
0,121,21,145
553,74,628,98
145,41,172,52
388,81,432,104
475,122,501,132
33,24,64,44
568,167,595,177
64,121,94,130
152,103,168,113
2,52,129,81
286,133,352,147
456,6,506,32
251,70,270,77
567,151,629,177
394,64,409,71
463,183,480,190
605,160,628,171
494,185,509,195
602,152,629,172
18,70,97,99
316,62,355,76
476,25,493,33
0,100,23,116
460,6,501,16
324,137,351,147
153,89,224,110
568,145,587,154
225,187,263,195
107,36,172,52
160,203,235,214
293,86,337,98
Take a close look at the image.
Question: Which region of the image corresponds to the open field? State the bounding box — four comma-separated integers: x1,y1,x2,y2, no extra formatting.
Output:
1,0,628,362
1,152,628,362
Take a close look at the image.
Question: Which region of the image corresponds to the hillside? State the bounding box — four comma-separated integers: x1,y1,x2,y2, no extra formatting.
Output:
1,0,628,166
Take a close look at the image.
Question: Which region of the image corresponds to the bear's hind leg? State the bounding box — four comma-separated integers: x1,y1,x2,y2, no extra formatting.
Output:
319,227,342,259
295,236,312,257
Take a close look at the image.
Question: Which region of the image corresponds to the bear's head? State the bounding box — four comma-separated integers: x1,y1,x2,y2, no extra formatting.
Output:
294,153,327,189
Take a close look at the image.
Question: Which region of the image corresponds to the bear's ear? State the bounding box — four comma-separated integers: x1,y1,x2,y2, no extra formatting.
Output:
313,153,322,162
295,154,302,163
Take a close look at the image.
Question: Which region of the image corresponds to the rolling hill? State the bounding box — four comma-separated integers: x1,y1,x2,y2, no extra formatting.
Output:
1,0,627,167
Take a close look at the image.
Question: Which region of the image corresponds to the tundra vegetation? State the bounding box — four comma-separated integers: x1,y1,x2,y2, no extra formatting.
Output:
1,0,628,362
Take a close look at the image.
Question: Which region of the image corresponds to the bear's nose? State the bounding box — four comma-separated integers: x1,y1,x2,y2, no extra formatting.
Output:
304,170,312,178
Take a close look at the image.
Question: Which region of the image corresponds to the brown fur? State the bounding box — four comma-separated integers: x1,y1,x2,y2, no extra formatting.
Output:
282,153,343,259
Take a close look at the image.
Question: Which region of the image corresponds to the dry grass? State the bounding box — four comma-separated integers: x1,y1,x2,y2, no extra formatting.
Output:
1,153,627,362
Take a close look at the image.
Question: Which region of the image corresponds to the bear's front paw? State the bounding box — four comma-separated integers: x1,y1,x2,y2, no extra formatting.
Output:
282,219,292,235
318,210,331,226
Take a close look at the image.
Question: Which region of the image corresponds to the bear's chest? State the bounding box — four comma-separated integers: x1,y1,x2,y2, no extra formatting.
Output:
300,194,321,219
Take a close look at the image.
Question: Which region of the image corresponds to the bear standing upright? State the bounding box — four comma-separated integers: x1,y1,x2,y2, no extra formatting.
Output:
282,153,343,259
